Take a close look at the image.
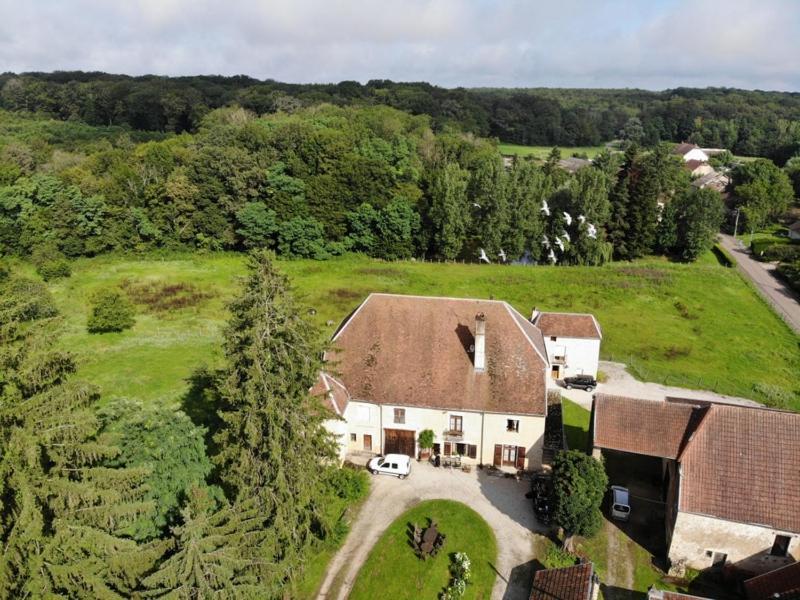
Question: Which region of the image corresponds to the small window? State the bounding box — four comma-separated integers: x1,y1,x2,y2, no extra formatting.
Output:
550,336,557,341
456,443,467,455
390,463,398,470
350,433,357,442
771,535,791,557
449,415,463,433
506,419,519,432
393,408,405,424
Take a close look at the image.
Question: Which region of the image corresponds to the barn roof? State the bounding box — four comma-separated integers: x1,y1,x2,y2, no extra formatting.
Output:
591,394,701,459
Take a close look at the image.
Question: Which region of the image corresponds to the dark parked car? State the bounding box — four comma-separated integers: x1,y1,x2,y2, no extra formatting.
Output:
563,374,597,391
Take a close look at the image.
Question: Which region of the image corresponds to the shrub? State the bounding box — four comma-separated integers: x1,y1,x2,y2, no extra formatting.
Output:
326,465,370,502
759,244,800,263
418,429,435,451
87,289,136,333
32,245,71,281
441,552,472,599
552,450,608,538
36,259,72,281
776,261,800,293
1,277,58,320
543,542,578,568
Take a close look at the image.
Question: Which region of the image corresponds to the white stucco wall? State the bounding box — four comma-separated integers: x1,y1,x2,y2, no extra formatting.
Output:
324,418,349,464
341,400,545,470
668,511,800,574
682,148,709,162
543,336,600,378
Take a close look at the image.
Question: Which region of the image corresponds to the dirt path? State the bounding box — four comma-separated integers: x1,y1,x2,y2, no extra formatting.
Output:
603,521,635,600
719,233,800,334
316,463,544,600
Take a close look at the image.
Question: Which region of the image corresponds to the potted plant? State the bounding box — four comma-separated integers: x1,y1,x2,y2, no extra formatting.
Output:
418,429,434,461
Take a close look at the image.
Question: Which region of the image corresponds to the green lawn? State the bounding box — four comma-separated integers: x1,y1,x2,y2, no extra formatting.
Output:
497,143,608,159
562,399,591,452
19,250,799,409
349,500,497,600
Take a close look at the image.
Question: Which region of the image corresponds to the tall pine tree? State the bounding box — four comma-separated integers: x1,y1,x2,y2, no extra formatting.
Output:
212,250,336,590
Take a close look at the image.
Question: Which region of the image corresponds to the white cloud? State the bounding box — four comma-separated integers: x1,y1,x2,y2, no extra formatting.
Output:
0,0,798,90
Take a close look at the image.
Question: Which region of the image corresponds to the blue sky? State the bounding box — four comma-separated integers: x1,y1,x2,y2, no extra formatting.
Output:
1,0,798,90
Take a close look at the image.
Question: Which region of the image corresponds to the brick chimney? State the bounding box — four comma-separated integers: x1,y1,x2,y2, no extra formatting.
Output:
474,312,486,372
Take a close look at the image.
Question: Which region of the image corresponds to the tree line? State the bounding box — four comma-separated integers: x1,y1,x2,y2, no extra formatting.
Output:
2,72,800,162
0,250,369,597
0,104,729,267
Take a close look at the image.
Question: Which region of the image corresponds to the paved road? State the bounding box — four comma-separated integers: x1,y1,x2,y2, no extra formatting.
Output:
316,463,545,600
718,234,800,334
561,361,762,412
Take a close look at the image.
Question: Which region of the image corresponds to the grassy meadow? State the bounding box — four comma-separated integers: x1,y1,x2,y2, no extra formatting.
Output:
21,250,800,409
497,143,608,159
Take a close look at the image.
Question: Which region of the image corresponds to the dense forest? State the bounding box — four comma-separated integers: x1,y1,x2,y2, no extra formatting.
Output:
0,103,741,268
2,72,800,162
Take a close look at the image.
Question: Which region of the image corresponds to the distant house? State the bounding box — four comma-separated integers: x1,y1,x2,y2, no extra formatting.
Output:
744,561,800,600
530,562,599,600
531,309,602,379
317,293,556,470
673,143,710,163
692,170,730,193
788,222,800,241
590,394,800,576
684,159,714,178
557,157,592,174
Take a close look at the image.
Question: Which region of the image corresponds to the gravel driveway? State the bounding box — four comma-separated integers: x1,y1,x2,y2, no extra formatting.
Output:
317,462,545,600
561,361,762,412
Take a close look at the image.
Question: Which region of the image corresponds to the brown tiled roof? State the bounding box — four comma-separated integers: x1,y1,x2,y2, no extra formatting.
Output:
592,394,701,459
530,563,594,600
328,293,548,416
533,312,602,339
679,404,800,533
311,372,350,416
674,142,699,156
745,562,800,600
685,159,706,172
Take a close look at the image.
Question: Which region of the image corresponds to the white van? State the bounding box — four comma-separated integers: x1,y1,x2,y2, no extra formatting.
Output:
368,454,412,479
611,486,630,522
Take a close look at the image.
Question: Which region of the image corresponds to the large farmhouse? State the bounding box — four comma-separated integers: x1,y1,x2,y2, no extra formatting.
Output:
590,394,800,576
317,293,559,470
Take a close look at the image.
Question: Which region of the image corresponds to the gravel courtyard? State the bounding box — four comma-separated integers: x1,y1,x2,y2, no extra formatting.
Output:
317,461,546,600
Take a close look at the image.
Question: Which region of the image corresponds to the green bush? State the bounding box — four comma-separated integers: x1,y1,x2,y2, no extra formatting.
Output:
776,261,800,293
543,542,578,569
1,277,58,320
36,259,72,281
87,289,136,333
759,244,800,262
553,450,608,537
326,465,370,502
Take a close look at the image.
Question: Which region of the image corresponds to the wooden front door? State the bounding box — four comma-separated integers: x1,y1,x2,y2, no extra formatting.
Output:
363,434,372,451
383,428,415,456
493,444,502,467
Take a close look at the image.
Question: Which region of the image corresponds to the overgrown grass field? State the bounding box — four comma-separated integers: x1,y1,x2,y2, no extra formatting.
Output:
28,251,800,408
349,500,498,600
497,143,608,159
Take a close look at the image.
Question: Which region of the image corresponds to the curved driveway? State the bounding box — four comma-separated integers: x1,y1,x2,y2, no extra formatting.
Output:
317,463,544,600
